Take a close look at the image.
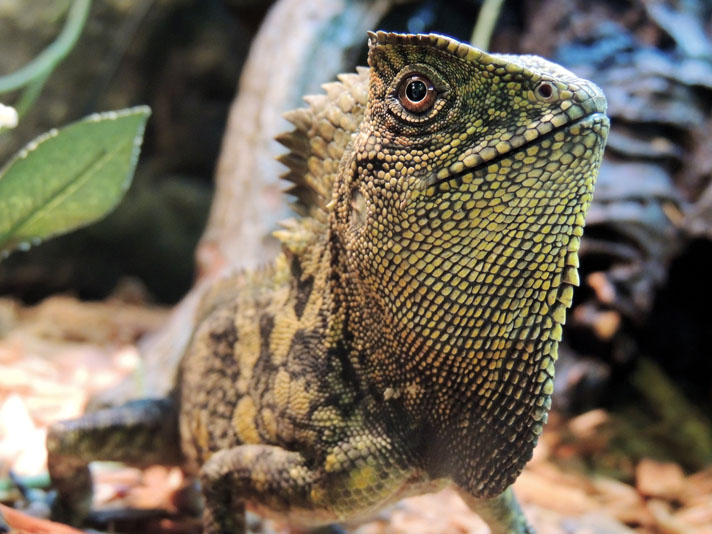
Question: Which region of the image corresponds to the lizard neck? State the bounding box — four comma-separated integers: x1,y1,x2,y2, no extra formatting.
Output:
323,228,552,498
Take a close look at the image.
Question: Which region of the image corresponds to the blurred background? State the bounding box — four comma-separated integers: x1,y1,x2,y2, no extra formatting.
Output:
0,1,711,533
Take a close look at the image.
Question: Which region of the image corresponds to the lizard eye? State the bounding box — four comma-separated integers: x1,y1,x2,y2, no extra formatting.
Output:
398,74,437,113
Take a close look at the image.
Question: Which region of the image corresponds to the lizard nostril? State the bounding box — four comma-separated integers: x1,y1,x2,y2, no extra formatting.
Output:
535,81,555,101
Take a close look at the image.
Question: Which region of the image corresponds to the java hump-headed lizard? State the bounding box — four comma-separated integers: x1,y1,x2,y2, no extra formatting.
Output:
10,31,609,534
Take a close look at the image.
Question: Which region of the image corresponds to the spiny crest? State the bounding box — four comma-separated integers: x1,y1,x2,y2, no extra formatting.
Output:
367,30,481,60
367,31,580,85
274,67,369,253
366,30,494,73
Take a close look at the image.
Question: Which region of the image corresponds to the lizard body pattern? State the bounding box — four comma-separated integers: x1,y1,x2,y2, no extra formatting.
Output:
35,32,608,534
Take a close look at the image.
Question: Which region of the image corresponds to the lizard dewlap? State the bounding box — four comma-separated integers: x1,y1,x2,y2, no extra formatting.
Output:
36,32,609,534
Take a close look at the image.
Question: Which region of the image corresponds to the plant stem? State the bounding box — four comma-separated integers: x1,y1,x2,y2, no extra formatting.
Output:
0,0,92,93
470,0,505,51
15,71,51,119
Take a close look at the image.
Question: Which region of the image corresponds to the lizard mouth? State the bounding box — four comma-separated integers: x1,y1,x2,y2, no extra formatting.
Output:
425,112,609,190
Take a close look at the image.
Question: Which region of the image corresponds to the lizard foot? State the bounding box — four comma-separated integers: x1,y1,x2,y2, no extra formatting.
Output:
457,487,535,534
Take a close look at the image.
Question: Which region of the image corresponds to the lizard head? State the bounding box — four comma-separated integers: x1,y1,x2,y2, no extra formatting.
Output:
332,32,609,496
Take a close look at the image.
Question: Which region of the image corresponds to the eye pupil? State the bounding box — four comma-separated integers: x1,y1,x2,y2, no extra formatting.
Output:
406,80,427,102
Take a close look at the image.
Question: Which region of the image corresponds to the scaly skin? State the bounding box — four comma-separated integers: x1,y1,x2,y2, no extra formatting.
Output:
34,32,608,534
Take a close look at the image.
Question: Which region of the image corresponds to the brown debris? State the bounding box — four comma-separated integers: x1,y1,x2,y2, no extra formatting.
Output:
0,503,84,534
20,295,168,346
0,300,710,534
637,459,686,500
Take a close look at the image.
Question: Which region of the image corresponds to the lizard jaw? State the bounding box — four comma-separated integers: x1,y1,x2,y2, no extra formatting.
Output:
424,111,610,191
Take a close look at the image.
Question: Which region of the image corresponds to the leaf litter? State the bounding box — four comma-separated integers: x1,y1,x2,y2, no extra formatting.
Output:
0,293,709,534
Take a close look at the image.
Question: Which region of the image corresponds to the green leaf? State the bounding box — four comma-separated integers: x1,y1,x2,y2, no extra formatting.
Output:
0,106,151,254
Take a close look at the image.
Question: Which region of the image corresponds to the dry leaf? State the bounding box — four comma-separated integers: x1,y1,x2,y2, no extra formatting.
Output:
637,459,686,500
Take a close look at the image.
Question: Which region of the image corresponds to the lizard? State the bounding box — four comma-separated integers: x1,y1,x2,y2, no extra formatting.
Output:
4,31,609,534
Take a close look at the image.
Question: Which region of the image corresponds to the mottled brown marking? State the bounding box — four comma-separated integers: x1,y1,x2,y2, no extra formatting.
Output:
290,256,314,320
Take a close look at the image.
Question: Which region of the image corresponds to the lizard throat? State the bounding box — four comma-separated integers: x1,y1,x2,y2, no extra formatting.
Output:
425,112,608,190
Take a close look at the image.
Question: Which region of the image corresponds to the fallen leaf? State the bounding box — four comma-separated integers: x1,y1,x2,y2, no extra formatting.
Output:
637,459,686,500
0,503,84,534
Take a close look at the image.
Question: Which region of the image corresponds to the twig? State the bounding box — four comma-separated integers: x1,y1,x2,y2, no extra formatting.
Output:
470,0,505,50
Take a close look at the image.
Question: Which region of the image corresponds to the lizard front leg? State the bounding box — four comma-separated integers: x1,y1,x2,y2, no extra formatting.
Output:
457,486,534,534
200,445,311,534
200,434,414,534
47,397,180,525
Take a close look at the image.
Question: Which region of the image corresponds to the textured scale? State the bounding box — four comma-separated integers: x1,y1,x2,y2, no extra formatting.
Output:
37,32,609,534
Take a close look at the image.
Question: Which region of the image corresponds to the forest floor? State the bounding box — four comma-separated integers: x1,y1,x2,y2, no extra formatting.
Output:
0,293,710,534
